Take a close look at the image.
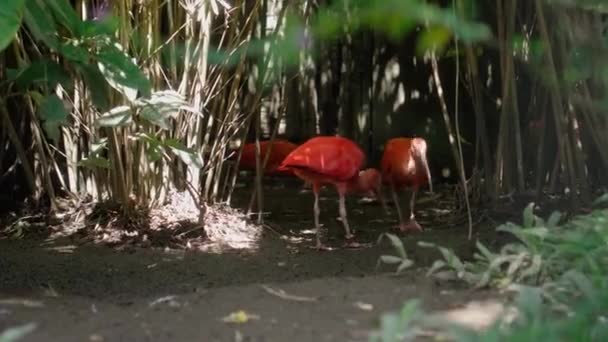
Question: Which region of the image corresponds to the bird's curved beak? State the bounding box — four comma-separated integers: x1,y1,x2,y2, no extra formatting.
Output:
421,154,433,194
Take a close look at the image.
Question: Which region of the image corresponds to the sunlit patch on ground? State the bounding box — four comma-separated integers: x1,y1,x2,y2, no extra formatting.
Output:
0,189,264,253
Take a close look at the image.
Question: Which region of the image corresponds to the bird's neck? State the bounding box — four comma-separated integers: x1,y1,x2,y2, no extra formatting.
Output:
345,175,364,193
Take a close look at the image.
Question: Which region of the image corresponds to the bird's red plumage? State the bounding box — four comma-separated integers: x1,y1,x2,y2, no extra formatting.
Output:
278,136,365,183
239,139,298,174
381,137,430,188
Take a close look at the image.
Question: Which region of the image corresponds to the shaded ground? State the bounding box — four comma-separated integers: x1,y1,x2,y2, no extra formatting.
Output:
0,178,516,341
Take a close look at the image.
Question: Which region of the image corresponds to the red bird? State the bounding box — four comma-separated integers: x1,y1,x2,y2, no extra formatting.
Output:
351,168,388,212
238,139,298,175
381,137,433,232
278,136,378,249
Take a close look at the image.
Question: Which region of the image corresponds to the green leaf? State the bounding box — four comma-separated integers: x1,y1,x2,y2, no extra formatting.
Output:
379,255,403,265
0,323,37,342
23,0,58,49
396,260,414,274
133,133,164,162
0,0,25,52
475,240,495,261
164,139,203,169
96,105,132,127
13,60,72,90
379,233,407,259
46,0,80,36
81,16,119,38
547,211,562,228
59,42,89,63
561,270,596,300
90,138,108,155
38,94,69,142
97,44,151,101
515,285,543,317
593,193,608,206
136,90,192,129
426,260,447,277
79,64,110,111
523,202,535,227
146,145,163,162
416,25,452,56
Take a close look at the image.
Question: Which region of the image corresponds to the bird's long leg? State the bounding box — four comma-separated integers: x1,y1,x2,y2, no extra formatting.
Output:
405,188,422,232
408,188,417,221
312,183,323,249
375,186,390,215
390,183,405,226
338,190,354,240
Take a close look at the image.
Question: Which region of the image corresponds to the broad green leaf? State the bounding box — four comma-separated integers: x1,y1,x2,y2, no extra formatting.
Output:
561,270,596,300
379,255,403,265
80,16,119,38
79,64,110,111
164,139,203,169
13,60,72,90
5,68,19,83
23,0,58,49
0,323,37,342
90,138,108,155
59,42,89,63
523,202,535,227
515,285,543,316
137,90,191,129
96,105,132,127
133,133,164,162
46,0,80,36
426,260,447,277
379,313,401,342
97,44,151,101
379,233,407,259
593,193,608,206
399,299,421,322
146,145,163,162
475,240,495,261
0,0,25,52
416,25,452,56
38,94,69,142
396,260,414,274
547,211,562,228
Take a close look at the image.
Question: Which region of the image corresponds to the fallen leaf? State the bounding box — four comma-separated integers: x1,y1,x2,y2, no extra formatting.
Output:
221,310,260,324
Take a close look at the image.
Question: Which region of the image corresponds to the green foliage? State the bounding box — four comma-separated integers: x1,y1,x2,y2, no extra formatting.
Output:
136,90,197,130
79,138,110,169
93,90,204,170
8,60,73,90
368,300,422,342
376,233,415,275
0,0,25,52
38,94,69,142
0,323,36,342
97,45,151,100
372,203,608,341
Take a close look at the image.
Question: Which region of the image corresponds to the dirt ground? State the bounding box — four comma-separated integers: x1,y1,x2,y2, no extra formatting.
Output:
0,178,514,342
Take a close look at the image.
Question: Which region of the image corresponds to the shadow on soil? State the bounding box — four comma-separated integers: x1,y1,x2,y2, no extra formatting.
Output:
0,177,518,341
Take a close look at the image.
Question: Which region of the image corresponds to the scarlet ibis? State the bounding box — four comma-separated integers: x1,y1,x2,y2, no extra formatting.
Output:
278,136,377,249
352,168,388,213
238,139,298,175
381,137,433,232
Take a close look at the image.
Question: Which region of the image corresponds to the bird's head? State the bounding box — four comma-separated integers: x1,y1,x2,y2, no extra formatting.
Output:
355,168,382,194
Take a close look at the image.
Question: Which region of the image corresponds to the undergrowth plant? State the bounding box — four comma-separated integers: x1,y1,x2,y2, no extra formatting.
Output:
373,200,608,341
